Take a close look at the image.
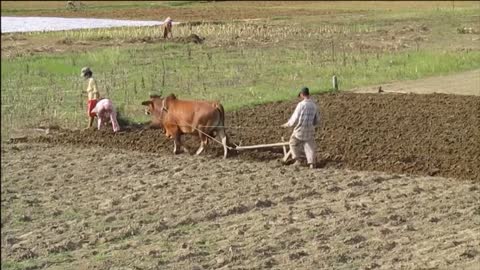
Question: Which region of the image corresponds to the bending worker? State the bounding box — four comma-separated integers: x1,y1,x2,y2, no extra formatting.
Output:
81,67,100,129
91,98,121,133
282,87,320,169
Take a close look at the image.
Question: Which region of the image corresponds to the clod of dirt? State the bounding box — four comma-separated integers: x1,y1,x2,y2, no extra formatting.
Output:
15,248,38,260
215,256,225,267
57,38,74,45
47,240,81,253
18,215,32,222
255,199,274,208
383,241,397,251
105,215,116,223
289,250,308,260
176,217,196,226
420,24,430,32
429,216,441,223
262,258,277,268
305,209,315,219
460,249,478,258
388,214,406,226
319,208,334,216
99,199,114,210
5,236,19,246
344,235,367,245
175,34,205,44
457,27,477,34
153,221,169,232
365,262,381,269
191,265,204,270
404,225,416,231
327,185,342,192
225,204,250,215
148,249,161,258
380,228,393,235
337,253,351,263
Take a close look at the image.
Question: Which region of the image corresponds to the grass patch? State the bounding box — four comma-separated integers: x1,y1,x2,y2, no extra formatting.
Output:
2,41,480,138
92,251,113,262
163,1,200,7
1,260,40,270
1,252,74,270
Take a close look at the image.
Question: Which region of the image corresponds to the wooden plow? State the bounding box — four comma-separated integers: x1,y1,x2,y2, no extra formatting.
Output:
231,137,292,161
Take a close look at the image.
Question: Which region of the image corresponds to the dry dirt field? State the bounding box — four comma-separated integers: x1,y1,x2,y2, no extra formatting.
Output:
2,142,479,270
2,91,480,269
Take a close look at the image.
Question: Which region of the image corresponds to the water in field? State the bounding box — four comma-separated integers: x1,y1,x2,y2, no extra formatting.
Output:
0,16,173,33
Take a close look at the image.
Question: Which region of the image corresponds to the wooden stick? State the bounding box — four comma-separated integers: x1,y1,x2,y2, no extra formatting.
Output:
283,149,293,162
234,142,289,150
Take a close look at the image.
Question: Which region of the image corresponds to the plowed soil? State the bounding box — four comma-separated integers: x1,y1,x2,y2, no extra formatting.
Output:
27,92,480,181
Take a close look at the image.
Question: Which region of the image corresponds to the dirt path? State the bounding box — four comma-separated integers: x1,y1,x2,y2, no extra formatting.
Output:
350,69,480,96
1,143,479,269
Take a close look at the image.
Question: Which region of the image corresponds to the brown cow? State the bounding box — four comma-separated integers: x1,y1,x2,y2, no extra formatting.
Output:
141,94,231,158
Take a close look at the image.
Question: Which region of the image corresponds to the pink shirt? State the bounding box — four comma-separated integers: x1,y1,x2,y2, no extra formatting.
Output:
91,99,120,132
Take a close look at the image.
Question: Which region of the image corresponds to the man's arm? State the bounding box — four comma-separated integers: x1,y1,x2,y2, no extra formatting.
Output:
282,103,302,127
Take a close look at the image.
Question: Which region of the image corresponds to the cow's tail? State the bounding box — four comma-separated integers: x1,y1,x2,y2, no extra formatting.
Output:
215,103,225,128
215,103,235,149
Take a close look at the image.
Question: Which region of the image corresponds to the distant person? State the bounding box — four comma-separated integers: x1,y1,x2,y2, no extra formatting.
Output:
163,17,173,39
66,1,75,9
281,87,321,169
81,67,100,129
91,98,120,133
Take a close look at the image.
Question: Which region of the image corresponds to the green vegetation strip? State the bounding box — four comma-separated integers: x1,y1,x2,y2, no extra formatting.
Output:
2,42,479,137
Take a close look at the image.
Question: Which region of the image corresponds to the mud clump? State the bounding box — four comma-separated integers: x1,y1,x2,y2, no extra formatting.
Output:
174,34,205,44
27,92,480,181
125,34,205,44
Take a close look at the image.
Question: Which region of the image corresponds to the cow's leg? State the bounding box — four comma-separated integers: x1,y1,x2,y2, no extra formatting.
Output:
216,128,229,159
179,134,189,154
195,133,207,156
173,134,183,155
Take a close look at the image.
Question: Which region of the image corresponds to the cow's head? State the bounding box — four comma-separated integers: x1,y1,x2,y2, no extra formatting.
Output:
141,94,168,117
141,94,176,116
141,100,154,115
